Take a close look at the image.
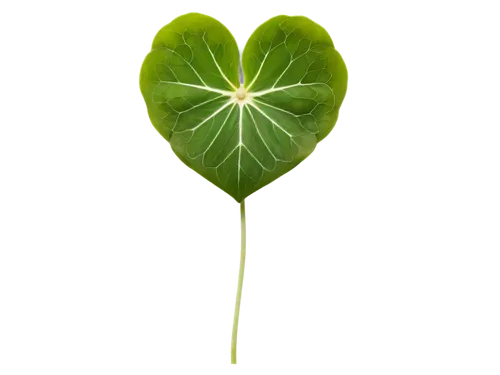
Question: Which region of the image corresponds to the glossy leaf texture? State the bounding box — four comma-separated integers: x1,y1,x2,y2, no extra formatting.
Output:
140,13,348,202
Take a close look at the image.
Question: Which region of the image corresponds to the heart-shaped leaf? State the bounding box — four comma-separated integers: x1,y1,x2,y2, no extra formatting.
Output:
140,13,347,202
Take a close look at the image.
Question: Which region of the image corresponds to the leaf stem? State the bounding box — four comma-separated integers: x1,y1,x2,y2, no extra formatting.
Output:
229,200,248,367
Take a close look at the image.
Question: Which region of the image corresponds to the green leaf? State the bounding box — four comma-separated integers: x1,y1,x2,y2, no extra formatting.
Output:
140,13,348,202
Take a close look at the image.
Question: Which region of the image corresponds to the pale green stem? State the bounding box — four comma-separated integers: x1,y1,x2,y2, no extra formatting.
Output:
229,201,248,367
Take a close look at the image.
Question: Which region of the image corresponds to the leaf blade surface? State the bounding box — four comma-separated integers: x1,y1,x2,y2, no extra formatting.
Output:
140,13,348,201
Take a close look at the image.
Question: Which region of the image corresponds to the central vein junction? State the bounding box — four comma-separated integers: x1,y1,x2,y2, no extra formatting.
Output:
233,85,251,106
